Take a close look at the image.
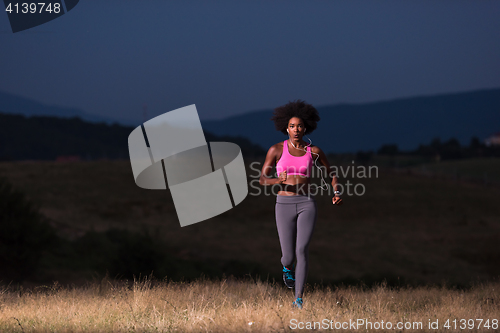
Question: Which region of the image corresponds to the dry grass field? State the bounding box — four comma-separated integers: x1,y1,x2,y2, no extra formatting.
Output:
412,158,500,184
1,159,500,332
0,277,499,332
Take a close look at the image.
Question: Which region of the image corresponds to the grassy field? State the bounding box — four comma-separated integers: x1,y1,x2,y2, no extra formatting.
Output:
0,277,499,332
0,159,499,287
410,158,500,184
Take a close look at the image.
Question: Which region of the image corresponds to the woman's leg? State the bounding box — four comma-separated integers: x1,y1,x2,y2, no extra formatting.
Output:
294,200,317,299
275,202,297,268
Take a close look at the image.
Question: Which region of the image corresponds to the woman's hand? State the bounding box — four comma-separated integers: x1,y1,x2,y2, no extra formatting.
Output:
278,171,287,184
332,196,343,205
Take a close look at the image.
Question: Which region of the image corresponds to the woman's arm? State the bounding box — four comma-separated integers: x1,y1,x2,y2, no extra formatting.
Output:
312,146,343,205
259,144,287,185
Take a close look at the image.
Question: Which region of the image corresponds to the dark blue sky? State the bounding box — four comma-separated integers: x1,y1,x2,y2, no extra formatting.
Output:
1,0,499,123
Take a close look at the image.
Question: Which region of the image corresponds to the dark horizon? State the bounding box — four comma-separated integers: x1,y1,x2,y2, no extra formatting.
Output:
1,86,499,125
2,88,500,160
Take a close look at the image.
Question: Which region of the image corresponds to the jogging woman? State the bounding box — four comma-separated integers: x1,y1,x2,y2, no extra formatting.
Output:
259,100,342,309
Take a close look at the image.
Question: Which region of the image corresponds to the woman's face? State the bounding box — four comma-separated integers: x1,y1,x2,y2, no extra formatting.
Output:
287,117,305,139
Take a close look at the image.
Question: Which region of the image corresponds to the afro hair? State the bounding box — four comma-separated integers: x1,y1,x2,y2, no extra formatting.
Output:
271,100,320,135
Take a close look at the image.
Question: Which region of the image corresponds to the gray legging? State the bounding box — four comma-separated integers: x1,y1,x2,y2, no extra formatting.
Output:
275,194,317,299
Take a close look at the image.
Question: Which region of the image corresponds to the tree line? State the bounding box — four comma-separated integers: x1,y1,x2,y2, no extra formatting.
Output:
0,112,265,161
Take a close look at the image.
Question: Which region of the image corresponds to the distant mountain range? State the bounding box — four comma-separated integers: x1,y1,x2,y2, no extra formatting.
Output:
1,89,499,154
201,89,500,153
0,90,128,125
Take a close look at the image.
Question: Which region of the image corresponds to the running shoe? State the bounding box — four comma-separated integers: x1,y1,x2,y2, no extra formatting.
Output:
282,266,295,289
292,297,303,309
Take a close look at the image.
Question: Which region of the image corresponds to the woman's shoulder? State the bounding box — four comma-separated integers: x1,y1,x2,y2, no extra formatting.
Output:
309,145,322,154
265,141,285,160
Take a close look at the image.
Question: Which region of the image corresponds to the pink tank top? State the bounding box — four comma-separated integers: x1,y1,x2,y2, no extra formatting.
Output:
276,140,313,177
